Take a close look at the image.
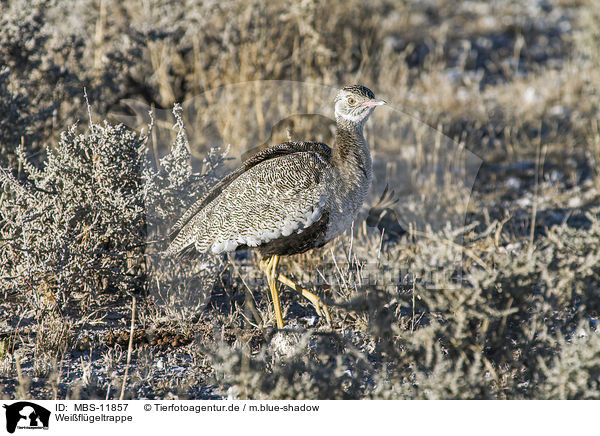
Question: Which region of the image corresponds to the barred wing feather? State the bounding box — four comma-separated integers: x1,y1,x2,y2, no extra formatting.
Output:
166,148,331,255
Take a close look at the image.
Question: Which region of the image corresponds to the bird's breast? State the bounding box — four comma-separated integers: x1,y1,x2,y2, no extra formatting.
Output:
323,167,371,241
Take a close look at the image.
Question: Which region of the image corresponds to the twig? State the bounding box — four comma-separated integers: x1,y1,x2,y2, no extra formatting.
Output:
119,296,136,400
150,104,161,169
529,123,546,256
411,279,415,333
52,355,65,400
84,87,94,133
330,247,347,290
15,356,28,399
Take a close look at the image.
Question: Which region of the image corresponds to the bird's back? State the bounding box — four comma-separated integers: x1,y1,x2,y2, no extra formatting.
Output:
166,141,333,256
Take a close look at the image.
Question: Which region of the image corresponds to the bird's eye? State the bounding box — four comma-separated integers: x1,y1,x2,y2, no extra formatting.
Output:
347,97,356,105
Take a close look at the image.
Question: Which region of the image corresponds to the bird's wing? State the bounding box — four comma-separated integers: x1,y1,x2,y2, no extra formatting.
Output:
168,141,332,242
167,143,332,255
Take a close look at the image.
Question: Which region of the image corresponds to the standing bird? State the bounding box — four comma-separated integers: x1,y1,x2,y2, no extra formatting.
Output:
166,85,385,328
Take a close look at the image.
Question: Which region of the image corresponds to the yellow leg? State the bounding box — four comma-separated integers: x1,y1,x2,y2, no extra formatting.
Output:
263,255,284,329
276,273,331,326
259,255,331,328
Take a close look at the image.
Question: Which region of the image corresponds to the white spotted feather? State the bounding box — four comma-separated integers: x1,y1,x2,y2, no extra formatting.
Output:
168,151,330,255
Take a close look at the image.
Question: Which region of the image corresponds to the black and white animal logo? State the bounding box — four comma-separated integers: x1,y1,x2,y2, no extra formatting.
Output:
3,402,50,433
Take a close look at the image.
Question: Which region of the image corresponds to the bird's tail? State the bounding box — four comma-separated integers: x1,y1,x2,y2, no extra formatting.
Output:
164,235,192,257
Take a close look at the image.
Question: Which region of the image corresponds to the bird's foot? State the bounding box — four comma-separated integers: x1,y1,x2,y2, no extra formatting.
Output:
276,274,331,326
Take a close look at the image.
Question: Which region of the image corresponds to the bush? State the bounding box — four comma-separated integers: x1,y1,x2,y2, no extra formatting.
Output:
0,105,225,317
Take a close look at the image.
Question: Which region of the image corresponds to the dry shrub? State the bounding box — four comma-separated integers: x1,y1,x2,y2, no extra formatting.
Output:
0,106,225,317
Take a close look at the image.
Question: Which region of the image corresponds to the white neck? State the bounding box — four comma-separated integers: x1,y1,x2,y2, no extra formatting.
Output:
334,107,366,125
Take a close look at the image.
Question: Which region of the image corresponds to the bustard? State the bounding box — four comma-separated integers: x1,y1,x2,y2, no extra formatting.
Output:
166,85,385,328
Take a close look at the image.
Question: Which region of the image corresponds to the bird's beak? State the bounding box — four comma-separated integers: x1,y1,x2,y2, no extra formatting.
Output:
361,99,386,107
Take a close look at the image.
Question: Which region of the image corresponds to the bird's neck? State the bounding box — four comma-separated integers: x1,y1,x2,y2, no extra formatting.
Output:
333,117,372,181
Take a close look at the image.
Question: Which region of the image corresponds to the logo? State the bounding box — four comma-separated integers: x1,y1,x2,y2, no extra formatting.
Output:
2,402,50,434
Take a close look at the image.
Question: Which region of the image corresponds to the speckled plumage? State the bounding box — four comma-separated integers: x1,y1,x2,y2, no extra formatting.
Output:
167,85,382,260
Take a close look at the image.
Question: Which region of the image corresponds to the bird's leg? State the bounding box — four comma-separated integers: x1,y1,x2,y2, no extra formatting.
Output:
275,273,332,326
258,256,271,273
265,255,284,329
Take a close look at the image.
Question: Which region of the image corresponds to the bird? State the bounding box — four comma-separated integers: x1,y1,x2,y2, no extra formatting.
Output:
166,85,385,328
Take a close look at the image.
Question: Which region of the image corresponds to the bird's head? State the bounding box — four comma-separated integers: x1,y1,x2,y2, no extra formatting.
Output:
334,85,385,126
